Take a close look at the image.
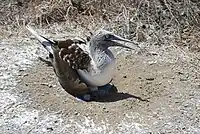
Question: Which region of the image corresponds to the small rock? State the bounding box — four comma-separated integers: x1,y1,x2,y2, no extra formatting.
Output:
103,107,109,113
23,74,28,77
41,83,53,88
46,127,53,131
142,25,146,29
148,61,156,65
171,76,175,79
177,71,184,75
41,93,45,96
123,76,127,78
83,94,91,101
104,110,109,113
180,78,187,81
145,77,155,81
150,52,158,56
19,69,25,72
182,127,186,130
183,103,189,107
41,83,48,86
19,90,25,93
146,81,152,84
74,112,79,115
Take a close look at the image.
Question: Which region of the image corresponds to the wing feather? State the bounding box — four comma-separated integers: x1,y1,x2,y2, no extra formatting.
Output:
56,40,91,70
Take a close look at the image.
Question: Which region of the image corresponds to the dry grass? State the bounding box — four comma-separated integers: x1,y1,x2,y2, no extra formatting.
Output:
1,0,200,51
1,0,199,27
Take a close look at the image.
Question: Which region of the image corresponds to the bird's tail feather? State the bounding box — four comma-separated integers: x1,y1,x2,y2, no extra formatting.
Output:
26,25,54,54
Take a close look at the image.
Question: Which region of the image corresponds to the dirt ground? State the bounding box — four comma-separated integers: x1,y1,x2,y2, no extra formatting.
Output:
1,27,200,134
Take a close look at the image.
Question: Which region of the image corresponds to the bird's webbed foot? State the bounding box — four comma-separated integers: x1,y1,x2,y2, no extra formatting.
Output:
88,86,98,92
76,84,115,101
90,84,114,100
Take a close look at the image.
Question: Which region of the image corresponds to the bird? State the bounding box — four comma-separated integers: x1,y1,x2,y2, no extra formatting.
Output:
26,26,138,101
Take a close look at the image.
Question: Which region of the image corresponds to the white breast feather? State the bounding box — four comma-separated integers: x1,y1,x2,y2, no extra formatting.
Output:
77,50,115,87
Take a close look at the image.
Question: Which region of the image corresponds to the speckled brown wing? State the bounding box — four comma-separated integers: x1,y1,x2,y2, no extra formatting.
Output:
56,39,91,70
26,25,90,97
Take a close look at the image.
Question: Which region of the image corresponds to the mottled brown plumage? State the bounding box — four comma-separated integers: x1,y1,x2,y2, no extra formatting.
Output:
26,26,91,97
55,39,91,70
49,39,92,96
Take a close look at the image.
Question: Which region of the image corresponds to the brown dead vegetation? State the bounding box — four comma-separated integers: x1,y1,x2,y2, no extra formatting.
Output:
1,0,199,27
1,0,200,51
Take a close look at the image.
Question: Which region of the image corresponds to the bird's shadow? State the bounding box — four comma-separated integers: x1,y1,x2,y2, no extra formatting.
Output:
92,85,149,103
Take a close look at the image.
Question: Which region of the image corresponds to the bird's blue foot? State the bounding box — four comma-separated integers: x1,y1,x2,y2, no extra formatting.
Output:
76,84,115,101
98,83,113,91
76,94,91,102
91,84,114,100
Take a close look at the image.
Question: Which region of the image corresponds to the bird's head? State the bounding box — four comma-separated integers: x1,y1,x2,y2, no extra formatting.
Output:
90,30,138,50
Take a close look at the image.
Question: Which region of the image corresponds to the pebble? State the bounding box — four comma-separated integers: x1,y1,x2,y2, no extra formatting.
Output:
41,83,53,88
74,112,79,115
83,94,91,101
145,77,155,81
46,127,53,131
23,74,28,77
180,78,187,81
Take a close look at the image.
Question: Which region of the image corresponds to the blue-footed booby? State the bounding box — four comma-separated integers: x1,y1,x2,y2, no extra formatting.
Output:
26,26,137,101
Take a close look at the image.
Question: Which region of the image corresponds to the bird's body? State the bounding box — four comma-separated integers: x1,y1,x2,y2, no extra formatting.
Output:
26,26,135,100
77,50,115,87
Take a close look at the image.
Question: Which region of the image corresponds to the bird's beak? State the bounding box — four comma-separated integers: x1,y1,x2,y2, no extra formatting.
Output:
109,35,139,50
112,35,134,43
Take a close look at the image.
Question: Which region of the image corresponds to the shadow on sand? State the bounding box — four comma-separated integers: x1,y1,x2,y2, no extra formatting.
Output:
93,85,149,102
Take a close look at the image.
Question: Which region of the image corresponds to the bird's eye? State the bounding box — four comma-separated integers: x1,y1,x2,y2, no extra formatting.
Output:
105,34,111,39
49,53,53,59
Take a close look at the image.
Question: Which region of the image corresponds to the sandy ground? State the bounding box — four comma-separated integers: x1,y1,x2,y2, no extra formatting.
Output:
1,29,200,134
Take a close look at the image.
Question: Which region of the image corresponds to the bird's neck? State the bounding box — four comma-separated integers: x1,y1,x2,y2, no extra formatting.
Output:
89,41,114,69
